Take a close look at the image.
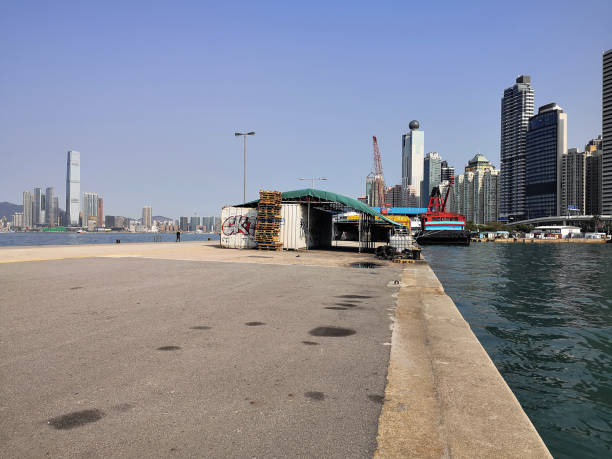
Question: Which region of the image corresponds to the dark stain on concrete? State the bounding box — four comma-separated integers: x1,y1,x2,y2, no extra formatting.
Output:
111,403,134,413
325,306,347,310
350,262,379,269
70,286,83,290
335,303,359,307
309,326,356,337
368,394,385,404
156,346,181,351
336,295,372,299
248,256,272,258
305,391,325,401
190,326,212,330
245,322,265,326
249,401,256,405
302,341,319,345
47,409,104,429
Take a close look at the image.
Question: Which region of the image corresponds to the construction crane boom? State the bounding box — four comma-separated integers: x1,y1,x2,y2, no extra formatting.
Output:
372,136,387,209
442,176,454,211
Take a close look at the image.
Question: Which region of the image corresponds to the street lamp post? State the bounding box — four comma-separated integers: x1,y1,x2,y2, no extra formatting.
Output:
234,131,255,203
298,177,327,249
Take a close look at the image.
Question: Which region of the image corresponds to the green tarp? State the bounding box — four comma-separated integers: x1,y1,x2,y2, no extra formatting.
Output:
238,188,402,226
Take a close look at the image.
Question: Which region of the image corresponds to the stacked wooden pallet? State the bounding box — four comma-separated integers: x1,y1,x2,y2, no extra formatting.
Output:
255,190,283,250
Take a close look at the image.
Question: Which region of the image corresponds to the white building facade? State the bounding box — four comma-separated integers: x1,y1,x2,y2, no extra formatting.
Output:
82,192,98,228
402,121,425,207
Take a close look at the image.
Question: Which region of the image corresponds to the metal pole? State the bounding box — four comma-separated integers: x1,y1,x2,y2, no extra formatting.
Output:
243,135,247,204
307,198,310,250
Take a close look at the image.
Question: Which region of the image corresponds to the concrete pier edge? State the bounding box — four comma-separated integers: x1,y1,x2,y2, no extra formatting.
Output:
374,260,552,458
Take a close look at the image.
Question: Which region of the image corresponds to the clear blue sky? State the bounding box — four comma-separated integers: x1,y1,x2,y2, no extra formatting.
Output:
1,0,610,217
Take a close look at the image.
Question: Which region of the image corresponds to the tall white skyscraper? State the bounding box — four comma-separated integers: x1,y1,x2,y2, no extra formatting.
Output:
66,150,81,226
500,75,534,221
82,192,98,228
402,120,425,207
22,190,33,229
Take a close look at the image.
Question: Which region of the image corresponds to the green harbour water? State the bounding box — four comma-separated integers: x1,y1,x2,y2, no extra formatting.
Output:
422,243,612,458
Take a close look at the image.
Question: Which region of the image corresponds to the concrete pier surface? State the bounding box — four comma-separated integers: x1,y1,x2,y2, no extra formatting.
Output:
0,242,551,458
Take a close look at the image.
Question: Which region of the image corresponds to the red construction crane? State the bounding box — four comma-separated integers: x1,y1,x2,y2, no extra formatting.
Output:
426,176,454,213
372,136,387,209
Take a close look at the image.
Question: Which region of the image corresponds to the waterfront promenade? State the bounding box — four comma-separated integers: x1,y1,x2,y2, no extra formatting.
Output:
0,242,551,458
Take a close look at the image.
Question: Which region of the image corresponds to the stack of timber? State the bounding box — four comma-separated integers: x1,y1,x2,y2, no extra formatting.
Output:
255,190,283,250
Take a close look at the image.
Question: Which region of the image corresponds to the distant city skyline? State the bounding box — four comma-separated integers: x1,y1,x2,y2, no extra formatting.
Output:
1,2,610,216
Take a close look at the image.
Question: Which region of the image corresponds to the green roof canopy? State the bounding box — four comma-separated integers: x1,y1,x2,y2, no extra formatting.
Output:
238,188,402,226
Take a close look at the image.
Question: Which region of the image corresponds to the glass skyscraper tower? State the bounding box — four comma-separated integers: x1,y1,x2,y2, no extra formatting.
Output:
525,103,567,219
603,49,612,214
422,152,442,202
402,120,424,207
500,75,534,221
66,150,80,226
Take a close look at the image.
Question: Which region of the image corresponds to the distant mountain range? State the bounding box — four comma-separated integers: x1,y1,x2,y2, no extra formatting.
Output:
0,202,22,219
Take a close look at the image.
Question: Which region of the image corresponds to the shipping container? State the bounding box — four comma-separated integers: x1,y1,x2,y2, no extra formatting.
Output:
279,204,307,250
220,206,258,249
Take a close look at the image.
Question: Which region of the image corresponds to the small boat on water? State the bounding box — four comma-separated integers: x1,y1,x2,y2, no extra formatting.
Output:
416,178,470,246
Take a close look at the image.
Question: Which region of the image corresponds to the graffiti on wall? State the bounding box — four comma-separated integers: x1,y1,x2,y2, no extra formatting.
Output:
222,215,256,238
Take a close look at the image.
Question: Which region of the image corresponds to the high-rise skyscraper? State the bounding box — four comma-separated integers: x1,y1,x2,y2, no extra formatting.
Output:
97,198,104,226
422,152,442,201
66,151,80,226
53,197,59,226
603,49,612,214
11,212,24,229
142,206,152,229
190,215,201,231
451,154,498,224
40,194,46,224
45,187,55,227
384,184,406,208
402,120,425,206
82,192,98,228
440,160,455,183
500,75,534,221
525,103,567,219
179,216,189,231
561,149,586,214
33,188,43,226
483,170,500,224
585,136,603,215
22,191,33,229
